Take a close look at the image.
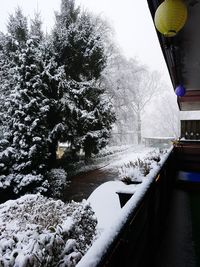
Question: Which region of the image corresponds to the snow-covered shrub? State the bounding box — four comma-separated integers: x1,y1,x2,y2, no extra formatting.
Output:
0,173,49,196
0,194,97,267
146,150,161,163
158,148,168,155
0,145,15,174
47,168,68,198
119,149,169,185
119,158,152,184
145,149,168,164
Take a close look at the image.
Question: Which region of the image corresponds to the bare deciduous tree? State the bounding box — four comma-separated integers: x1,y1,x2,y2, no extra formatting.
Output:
143,85,180,138
131,70,162,143
102,50,161,144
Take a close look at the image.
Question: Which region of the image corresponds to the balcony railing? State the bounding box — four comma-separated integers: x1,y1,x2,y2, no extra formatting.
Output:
77,149,175,267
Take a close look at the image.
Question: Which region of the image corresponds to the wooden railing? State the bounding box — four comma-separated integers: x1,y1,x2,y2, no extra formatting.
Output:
174,140,200,172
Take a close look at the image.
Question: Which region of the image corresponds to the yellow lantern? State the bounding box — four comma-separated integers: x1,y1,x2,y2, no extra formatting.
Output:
154,0,187,37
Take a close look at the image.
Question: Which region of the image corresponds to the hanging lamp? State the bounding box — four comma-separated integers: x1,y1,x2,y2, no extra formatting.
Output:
175,85,186,96
154,0,187,37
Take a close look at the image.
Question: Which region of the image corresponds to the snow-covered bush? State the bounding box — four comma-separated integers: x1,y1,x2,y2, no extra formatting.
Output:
0,194,97,267
119,149,168,184
145,149,168,164
119,158,152,184
0,173,49,196
146,150,161,163
47,168,68,198
0,164,67,201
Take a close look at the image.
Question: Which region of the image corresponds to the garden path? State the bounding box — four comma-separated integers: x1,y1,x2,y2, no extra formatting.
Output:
62,166,118,202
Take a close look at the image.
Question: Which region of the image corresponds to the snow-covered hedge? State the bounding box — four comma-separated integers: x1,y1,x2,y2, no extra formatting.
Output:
119,149,167,184
0,168,68,200
0,173,49,195
0,194,97,267
47,168,68,198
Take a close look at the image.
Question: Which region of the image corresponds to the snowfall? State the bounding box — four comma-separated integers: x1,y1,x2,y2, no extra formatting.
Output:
0,144,172,267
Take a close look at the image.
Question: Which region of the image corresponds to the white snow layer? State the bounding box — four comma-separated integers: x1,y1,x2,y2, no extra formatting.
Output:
88,181,136,231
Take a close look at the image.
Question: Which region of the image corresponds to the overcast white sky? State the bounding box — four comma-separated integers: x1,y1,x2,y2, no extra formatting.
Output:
0,0,171,83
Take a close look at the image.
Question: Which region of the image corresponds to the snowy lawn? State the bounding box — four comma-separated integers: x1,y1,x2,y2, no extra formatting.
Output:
0,194,97,267
105,144,161,168
68,144,161,176
65,145,130,176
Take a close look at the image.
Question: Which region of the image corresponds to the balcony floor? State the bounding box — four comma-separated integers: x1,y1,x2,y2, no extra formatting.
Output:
154,172,200,267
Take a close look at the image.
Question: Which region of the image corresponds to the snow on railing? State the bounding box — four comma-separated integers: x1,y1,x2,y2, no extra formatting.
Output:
76,147,173,267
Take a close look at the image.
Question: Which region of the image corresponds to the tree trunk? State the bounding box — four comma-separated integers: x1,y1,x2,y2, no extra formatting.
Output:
137,112,142,144
85,147,92,160
48,141,57,167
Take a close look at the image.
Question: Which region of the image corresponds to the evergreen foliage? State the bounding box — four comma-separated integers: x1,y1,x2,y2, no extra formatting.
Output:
2,40,50,175
53,0,115,158
63,80,115,158
0,1,115,196
7,7,29,46
53,8,106,81
30,12,44,43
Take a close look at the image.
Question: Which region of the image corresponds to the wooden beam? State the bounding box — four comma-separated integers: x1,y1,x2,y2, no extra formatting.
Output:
179,90,200,102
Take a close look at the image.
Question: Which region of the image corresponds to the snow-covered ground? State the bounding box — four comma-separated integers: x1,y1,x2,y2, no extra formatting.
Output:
72,144,160,175
104,144,155,168
67,145,131,175
0,144,172,267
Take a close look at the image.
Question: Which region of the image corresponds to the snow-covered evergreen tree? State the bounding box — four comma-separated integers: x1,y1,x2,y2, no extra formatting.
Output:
2,40,50,175
0,34,8,127
63,80,115,158
53,0,79,71
0,39,54,195
54,7,106,81
0,8,67,178
0,37,68,168
7,7,28,46
39,40,68,164
29,13,67,164
0,32,17,139
0,36,69,196
0,8,28,130
53,0,115,159
30,12,44,44
0,2,116,199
